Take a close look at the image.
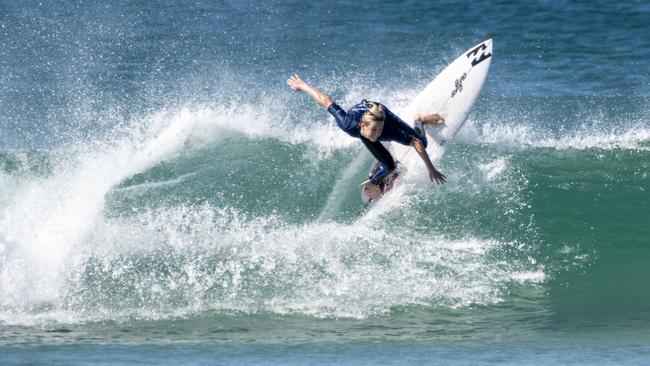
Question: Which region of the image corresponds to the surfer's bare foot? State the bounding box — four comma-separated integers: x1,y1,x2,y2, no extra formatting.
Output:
416,113,445,125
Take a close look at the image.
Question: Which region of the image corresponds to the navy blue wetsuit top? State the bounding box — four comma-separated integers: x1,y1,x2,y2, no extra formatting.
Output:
327,101,427,185
327,102,427,148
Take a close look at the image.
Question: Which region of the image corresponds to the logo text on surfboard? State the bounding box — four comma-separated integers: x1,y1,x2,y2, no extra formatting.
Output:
451,73,467,98
466,42,492,67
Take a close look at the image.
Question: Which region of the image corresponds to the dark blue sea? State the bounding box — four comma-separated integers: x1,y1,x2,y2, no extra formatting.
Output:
1,1,649,364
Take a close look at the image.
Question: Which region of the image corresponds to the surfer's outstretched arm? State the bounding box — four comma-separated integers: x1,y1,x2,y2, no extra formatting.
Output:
411,138,446,184
287,74,333,108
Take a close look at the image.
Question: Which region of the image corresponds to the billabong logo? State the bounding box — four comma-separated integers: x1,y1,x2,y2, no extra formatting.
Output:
467,42,492,67
451,73,467,98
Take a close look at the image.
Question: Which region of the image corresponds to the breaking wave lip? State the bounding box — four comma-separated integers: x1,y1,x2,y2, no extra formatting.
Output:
0,203,546,325
457,119,650,151
0,97,552,326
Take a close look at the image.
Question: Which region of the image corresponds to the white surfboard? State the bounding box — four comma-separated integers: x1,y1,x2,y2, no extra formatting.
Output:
407,39,493,146
361,39,493,205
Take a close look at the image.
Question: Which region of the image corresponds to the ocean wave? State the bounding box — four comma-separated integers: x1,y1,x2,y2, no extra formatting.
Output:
457,119,650,151
0,201,544,325
2,94,639,327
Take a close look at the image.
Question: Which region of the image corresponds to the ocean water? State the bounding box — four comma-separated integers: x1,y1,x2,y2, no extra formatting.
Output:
1,0,649,364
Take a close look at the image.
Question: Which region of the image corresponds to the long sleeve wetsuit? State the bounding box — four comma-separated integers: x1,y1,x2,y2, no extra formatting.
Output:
327,100,427,185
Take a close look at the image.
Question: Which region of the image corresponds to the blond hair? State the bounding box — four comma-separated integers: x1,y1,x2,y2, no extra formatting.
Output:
360,101,385,127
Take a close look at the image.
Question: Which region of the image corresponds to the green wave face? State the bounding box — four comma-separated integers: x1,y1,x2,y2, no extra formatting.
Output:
1,108,647,343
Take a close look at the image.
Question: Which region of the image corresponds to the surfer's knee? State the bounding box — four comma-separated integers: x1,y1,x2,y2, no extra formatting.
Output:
370,163,393,185
384,159,396,172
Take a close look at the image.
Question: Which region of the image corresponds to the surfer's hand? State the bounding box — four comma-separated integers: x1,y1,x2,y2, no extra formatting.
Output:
287,74,307,91
364,182,382,200
429,168,446,184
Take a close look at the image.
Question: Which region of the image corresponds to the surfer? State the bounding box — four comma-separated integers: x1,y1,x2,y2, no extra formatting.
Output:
287,74,446,199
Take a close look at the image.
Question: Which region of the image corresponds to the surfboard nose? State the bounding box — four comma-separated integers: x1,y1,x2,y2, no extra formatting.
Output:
485,38,493,50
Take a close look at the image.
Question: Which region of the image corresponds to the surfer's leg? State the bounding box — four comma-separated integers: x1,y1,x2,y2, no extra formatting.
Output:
361,138,396,184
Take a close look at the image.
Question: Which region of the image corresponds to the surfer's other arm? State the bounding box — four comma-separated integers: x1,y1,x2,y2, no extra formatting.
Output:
411,138,446,184
287,74,333,108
